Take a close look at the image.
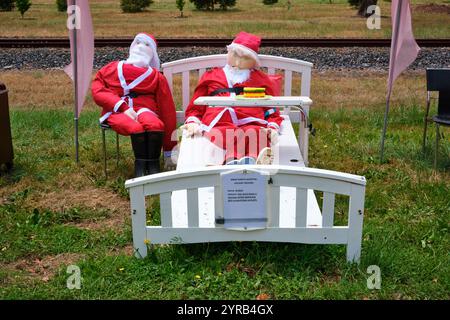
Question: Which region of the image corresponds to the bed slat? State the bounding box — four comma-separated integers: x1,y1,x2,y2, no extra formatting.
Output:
296,188,308,227
269,186,280,227
160,192,173,227
322,192,335,227
187,188,199,227
182,71,190,110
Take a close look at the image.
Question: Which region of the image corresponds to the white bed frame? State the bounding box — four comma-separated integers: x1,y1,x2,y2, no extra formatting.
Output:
124,55,367,263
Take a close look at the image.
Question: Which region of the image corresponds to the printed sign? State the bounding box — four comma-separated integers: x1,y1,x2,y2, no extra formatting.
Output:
222,171,267,230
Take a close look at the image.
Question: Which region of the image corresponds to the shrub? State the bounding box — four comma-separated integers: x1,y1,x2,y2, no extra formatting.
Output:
189,0,236,11
263,0,278,5
176,0,186,17
357,0,378,17
0,0,14,11
121,0,153,13
56,0,66,12
15,0,31,18
216,0,235,10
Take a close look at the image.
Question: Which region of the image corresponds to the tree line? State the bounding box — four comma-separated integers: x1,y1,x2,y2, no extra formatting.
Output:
0,0,379,19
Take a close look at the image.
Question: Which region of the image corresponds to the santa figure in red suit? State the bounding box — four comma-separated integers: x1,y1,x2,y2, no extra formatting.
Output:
92,33,177,176
183,31,282,165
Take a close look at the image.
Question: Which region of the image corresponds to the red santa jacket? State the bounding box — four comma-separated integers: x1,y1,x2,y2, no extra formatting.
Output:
92,61,177,152
185,67,284,132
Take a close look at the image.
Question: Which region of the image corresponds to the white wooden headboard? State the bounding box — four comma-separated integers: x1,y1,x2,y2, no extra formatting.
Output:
161,54,313,124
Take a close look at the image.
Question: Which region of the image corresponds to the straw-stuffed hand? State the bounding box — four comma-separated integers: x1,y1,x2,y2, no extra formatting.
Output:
181,123,202,137
164,155,176,171
263,127,279,146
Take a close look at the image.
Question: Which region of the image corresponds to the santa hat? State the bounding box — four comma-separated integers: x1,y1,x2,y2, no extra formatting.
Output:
227,31,261,67
130,32,160,70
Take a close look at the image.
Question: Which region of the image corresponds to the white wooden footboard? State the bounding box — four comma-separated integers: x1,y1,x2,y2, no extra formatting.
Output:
125,165,366,263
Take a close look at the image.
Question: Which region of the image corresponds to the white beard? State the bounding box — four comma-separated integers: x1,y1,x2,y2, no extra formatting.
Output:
126,44,153,68
223,64,251,86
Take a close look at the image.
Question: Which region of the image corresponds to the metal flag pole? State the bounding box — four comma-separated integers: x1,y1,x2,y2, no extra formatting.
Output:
72,0,79,163
380,0,403,163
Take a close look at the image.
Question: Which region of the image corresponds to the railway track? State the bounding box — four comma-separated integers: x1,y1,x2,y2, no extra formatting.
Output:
1,38,449,48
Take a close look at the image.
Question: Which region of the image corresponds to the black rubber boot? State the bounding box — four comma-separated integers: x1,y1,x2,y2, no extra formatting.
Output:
144,131,164,175
130,132,148,177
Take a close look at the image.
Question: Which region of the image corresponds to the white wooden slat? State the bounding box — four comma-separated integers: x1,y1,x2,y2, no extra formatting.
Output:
176,111,185,125
129,186,148,258
297,105,309,166
346,185,365,263
322,192,335,227
274,173,353,196
160,192,173,227
145,227,348,244
182,71,190,110
162,55,227,73
306,189,322,227
199,68,206,78
214,185,223,226
171,190,188,227
296,188,308,227
269,186,280,227
143,174,219,197
268,68,275,75
197,187,215,227
164,70,173,93
126,165,366,190
284,70,293,96
187,188,199,227
162,54,313,73
301,69,311,97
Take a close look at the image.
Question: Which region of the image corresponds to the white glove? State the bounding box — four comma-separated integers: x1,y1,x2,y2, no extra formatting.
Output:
124,108,138,121
181,122,202,137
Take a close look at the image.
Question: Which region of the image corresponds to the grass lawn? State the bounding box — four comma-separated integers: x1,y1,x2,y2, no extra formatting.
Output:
0,69,448,299
0,0,449,38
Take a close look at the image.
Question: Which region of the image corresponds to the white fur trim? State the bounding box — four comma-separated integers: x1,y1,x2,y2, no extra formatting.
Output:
267,122,280,131
113,99,126,112
185,116,201,124
136,108,158,117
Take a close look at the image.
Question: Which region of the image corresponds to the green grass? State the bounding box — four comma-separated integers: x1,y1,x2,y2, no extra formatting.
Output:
0,0,449,38
0,103,448,299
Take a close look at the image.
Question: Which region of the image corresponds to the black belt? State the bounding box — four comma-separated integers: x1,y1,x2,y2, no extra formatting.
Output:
125,91,139,98
210,87,244,96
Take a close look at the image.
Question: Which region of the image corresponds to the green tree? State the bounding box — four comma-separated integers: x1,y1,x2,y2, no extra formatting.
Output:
15,0,31,18
357,0,377,17
189,0,236,11
348,0,377,17
176,0,186,17
56,0,67,12
121,0,153,13
0,0,15,11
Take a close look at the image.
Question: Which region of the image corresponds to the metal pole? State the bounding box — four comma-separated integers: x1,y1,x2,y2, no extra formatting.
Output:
73,0,79,163
380,0,403,163
380,95,391,163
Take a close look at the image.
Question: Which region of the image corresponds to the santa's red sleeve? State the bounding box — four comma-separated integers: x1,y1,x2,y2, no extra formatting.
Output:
184,73,211,124
91,63,129,114
155,72,177,154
